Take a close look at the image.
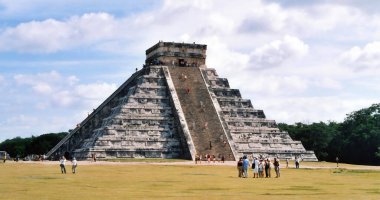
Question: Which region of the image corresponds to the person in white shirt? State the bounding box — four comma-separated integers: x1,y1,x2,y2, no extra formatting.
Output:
295,157,300,169
72,157,78,174
253,157,259,178
59,156,66,174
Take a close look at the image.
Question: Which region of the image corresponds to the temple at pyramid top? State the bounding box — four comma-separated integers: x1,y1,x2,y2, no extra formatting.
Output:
145,41,207,67
46,41,317,162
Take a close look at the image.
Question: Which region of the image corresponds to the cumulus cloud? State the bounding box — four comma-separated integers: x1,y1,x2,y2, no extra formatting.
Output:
3,114,39,125
340,41,380,70
248,35,309,69
238,1,287,33
0,75,5,85
0,0,376,56
0,13,120,53
75,83,117,100
205,37,249,75
13,71,117,108
234,74,309,96
312,77,342,90
2,0,380,142
236,1,373,39
14,71,62,94
255,96,378,124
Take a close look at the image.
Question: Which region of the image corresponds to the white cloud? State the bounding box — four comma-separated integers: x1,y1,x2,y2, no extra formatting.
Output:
0,113,82,141
312,78,343,90
13,71,117,108
248,35,309,69
14,70,61,85
255,96,378,124
51,90,75,107
75,83,117,100
67,75,79,86
340,41,380,70
2,0,380,141
0,13,120,53
0,75,5,86
3,114,39,125
238,1,287,32
162,0,213,10
32,82,53,94
233,74,309,96
206,37,249,75
0,0,377,56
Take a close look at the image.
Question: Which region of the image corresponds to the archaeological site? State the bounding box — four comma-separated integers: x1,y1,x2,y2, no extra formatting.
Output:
47,41,317,161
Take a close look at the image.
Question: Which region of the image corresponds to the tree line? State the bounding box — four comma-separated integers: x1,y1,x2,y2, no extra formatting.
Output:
278,103,380,165
0,132,67,158
0,104,379,165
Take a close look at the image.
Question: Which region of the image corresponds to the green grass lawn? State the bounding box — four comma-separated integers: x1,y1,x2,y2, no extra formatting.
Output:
0,162,379,200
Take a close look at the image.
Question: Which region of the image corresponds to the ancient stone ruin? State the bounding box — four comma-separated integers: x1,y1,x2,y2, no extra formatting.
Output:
47,41,317,161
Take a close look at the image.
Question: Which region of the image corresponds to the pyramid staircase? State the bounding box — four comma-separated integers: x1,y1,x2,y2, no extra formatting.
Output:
167,67,235,160
47,41,317,161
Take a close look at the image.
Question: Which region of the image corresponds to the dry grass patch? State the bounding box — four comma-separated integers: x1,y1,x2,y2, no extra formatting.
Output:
0,162,379,200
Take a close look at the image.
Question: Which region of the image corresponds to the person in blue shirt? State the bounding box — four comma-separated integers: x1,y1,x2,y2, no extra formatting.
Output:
242,155,250,178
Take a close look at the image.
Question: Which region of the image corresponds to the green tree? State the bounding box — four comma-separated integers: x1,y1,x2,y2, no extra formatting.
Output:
0,132,67,158
339,103,380,165
0,137,32,158
278,122,339,161
280,103,380,165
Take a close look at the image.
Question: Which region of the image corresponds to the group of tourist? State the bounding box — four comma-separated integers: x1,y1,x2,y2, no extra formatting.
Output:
59,156,77,174
237,156,281,178
195,153,225,164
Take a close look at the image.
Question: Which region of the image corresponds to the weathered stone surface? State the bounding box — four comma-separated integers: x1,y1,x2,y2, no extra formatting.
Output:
47,41,317,161
202,68,317,161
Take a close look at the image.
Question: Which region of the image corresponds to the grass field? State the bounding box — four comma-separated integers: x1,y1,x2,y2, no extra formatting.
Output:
0,161,379,200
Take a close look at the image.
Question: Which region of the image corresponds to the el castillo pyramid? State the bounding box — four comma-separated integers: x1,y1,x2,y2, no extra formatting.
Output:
46,41,317,161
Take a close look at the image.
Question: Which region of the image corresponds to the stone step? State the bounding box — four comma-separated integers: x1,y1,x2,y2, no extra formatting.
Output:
168,67,235,160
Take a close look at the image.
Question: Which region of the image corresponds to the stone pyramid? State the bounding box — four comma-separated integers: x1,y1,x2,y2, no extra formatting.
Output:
47,41,317,161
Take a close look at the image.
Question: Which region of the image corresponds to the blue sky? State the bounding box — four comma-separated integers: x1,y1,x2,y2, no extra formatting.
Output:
0,0,379,142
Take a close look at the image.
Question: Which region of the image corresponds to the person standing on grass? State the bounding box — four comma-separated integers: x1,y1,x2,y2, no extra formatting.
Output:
295,156,300,169
274,158,280,178
286,158,289,168
258,160,264,178
72,157,77,174
3,153,6,163
237,157,243,178
264,159,270,178
336,156,339,167
242,156,249,178
268,159,272,178
253,157,259,178
60,156,66,174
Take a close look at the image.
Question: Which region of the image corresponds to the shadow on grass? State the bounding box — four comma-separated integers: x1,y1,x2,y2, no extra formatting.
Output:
260,192,335,196
287,186,320,191
182,173,218,176
354,188,380,194
258,186,324,196
187,187,230,191
20,176,65,180
332,168,380,174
